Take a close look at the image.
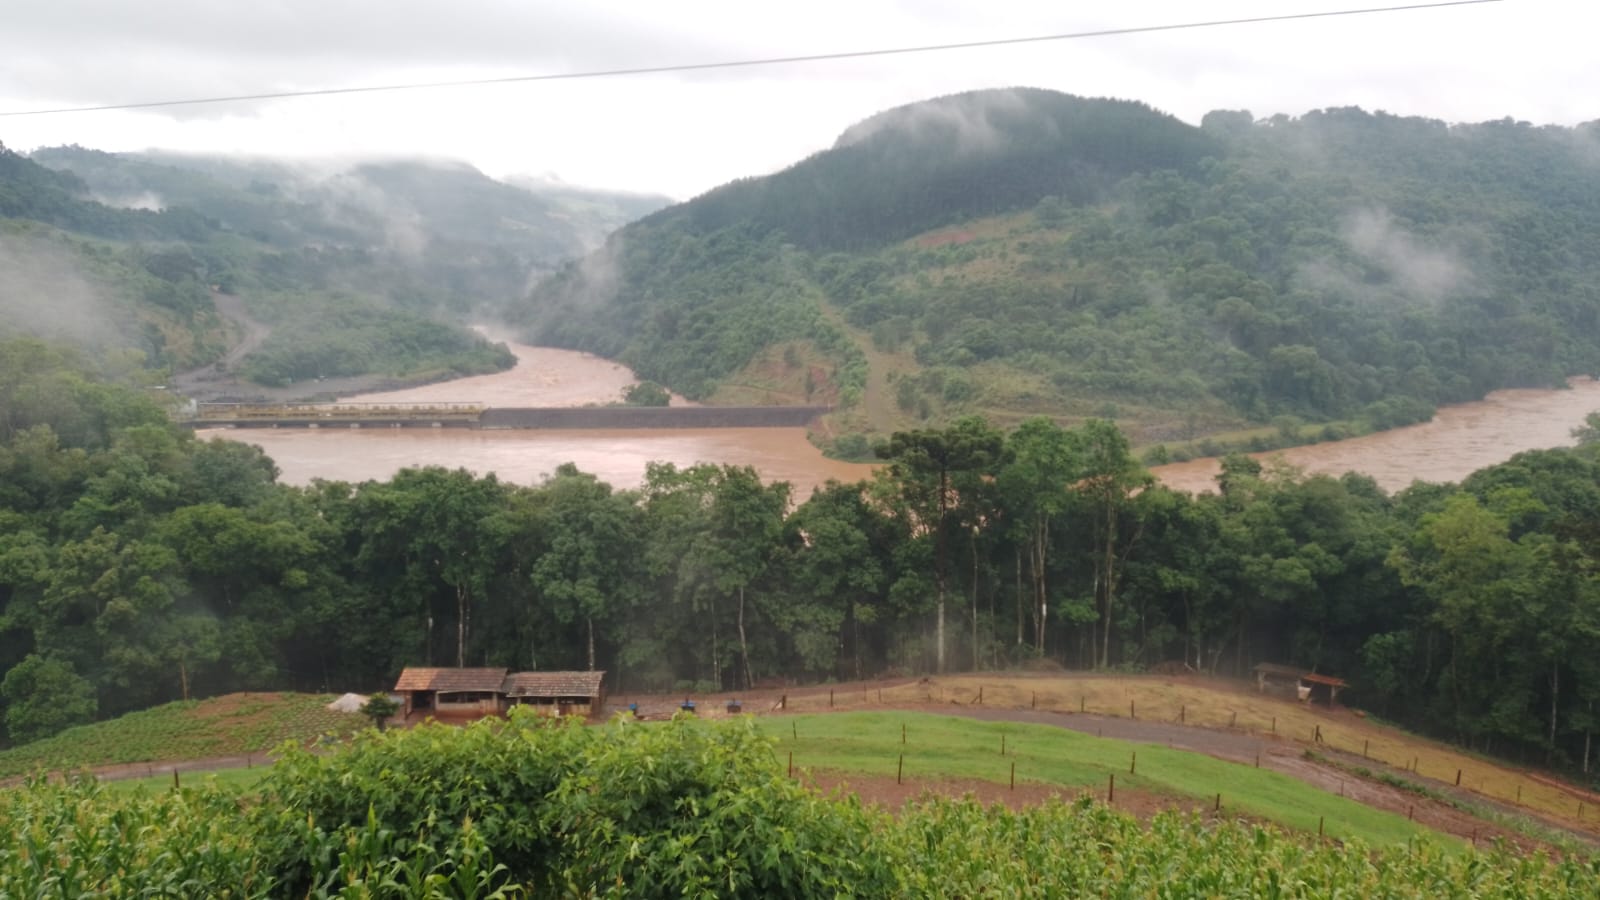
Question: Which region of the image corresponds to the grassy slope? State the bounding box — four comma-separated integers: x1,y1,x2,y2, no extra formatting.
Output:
775,674,1600,836
761,711,1440,848
0,692,359,778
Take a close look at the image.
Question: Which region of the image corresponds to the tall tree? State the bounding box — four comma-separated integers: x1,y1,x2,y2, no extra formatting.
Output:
875,417,1003,672
998,418,1080,654
1073,419,1152,669
528,464,644,672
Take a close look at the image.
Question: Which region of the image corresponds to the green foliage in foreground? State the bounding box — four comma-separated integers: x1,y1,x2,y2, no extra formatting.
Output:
0,694,357,777
766,711,1434,847
2,714,1597,897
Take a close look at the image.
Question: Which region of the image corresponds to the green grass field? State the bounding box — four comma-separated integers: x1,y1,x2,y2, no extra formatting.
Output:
0,692,360,779
759,711,1445,848
99,765,268,797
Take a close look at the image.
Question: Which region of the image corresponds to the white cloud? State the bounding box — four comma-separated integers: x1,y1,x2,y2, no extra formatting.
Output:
1,0,1594,198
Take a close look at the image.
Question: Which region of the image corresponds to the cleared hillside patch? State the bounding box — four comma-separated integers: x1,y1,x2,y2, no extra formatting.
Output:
0,692,358,779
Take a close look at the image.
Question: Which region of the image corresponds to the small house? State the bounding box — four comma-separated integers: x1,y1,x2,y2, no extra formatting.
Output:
394,667,508,718
1301,672,1348,706
1253,662,1307,699
501,670,607,718
393,666,607,721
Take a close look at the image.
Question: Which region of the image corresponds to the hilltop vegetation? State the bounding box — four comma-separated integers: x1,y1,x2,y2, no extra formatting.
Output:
5,714,1595,897
520,89,1600,449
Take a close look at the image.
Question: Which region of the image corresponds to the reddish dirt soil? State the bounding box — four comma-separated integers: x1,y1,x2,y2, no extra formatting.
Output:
915,229,978,248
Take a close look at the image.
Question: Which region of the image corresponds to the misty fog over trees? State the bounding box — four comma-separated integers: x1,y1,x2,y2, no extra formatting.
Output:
526,90,1600,453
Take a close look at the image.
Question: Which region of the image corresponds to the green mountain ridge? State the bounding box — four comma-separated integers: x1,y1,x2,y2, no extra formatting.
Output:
518,88,1600,451
2,144,667,390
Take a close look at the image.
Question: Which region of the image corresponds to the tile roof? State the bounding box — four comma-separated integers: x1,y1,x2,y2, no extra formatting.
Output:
501,670,606,698
393,667,508,692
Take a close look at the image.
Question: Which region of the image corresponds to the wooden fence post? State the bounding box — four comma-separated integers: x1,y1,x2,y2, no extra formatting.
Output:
1108,772,1115,803
897,754,903,785
1010,761,1016,790
1130,752,1137,775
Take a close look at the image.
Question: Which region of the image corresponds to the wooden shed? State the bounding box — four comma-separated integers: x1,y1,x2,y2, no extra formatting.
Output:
502,670,606,719
1253,662,1348,706
394,667,508,719
1301,672,1348,706
1253,662,1308,699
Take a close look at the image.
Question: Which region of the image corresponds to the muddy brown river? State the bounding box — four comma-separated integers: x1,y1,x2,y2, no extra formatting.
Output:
199,341,1600,497
198,341,873,499
1152,378,1600,494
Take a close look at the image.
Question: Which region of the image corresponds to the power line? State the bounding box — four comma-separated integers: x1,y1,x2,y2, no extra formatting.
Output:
0,1,1503,118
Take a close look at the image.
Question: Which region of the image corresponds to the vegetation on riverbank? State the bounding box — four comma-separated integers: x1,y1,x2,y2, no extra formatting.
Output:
5,338,1600,792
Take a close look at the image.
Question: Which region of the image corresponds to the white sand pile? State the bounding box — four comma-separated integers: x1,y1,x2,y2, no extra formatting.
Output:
326,692,371,713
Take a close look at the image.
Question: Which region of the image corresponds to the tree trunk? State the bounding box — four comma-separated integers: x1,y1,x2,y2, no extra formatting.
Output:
1015,549,1024,647
934,469,949,674
1099,503,1117,670
738,586,753,691
587,616,596,671
711,596,720,689
1549,661,1559,760
456,584,468,668
179,658,190,702
971,530,980,671
1031,520,1049,654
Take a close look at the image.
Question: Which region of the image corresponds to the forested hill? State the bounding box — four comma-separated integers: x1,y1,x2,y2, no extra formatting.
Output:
2,143,666,389
652,90,1217,252
520,88,1600,455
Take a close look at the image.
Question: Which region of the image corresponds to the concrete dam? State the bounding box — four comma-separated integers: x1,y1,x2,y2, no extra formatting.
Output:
186,402,831,430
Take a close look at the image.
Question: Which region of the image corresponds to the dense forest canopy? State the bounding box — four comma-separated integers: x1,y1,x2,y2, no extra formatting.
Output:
520,89,1600,452
4,336,1600,782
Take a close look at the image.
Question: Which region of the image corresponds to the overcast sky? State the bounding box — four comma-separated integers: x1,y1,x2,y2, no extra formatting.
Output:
0,0,1592,199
